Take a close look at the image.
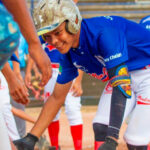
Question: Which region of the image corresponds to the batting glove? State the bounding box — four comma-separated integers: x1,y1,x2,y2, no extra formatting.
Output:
13,133,38,150
98,137,118,150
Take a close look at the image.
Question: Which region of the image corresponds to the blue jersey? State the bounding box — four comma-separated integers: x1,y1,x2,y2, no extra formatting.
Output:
44,44,61,65
57,16,150,84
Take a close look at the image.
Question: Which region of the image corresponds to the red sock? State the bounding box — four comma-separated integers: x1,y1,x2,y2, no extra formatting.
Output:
70,124,83,150
48,120,60,149
94,141,104,150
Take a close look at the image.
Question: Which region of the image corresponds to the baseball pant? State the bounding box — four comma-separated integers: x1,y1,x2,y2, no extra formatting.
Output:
93,67,150,145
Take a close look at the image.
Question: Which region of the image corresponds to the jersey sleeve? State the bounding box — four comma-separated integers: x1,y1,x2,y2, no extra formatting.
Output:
98,26,128,69
57,54,78,84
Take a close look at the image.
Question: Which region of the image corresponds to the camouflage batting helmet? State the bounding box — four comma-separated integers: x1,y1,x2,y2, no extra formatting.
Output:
33,0,82,36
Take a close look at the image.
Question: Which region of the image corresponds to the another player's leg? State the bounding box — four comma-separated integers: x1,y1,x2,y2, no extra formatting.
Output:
93,123,107,150
124,68,150,150
93,83,111,150
0,109,11,150
93,83,135,150
65,92,83,150
44,68,60,150
48,111,61,150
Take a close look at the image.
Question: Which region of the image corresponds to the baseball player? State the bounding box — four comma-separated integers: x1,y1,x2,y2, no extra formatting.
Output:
92,16,150,150
0,71,20,141
14,0,150,150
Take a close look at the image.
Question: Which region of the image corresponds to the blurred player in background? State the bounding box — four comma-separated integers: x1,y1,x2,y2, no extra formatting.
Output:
0,0,51,149
9,33,29,138
43,42,83,150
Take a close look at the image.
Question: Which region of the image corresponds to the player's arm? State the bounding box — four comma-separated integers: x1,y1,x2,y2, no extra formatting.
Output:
30,81,72,137
25,56,34,88
2,0,52,86
11,107,36,124
12,50,25,83
13,81,73,150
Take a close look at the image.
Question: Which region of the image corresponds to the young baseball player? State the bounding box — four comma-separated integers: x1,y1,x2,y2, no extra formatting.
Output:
43,43,83,150
92,16,150,150
14,0,150,150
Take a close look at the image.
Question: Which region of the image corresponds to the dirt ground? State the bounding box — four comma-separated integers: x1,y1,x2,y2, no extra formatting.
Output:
26,106,128,150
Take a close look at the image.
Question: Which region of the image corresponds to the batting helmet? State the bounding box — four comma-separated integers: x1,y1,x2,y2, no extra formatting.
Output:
33,0,82,36
139,15,150,30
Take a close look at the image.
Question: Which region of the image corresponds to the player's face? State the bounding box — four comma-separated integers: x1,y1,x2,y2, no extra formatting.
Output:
43,22,80,54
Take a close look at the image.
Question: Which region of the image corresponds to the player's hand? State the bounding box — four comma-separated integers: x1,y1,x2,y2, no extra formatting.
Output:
70,80,83,97
25,71,32,89
28,43,52,87
13,133,38,150
8,75,29,105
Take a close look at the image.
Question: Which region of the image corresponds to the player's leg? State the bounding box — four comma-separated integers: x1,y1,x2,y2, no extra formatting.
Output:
93,82,135,150
124,68,150,150
2,104,20,141
48,111,61,150
11,100,25,138
44,68,61,150
11,69,26,138
65,92,83,150
0,71,20,141
0,109,11,150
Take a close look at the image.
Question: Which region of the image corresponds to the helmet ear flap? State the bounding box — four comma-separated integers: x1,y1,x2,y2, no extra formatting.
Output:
65,20,74,34
65,15,81,34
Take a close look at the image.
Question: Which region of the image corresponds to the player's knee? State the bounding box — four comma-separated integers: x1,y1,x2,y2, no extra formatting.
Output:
93,123,108,141
65,106,80,117
127,143,148,150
